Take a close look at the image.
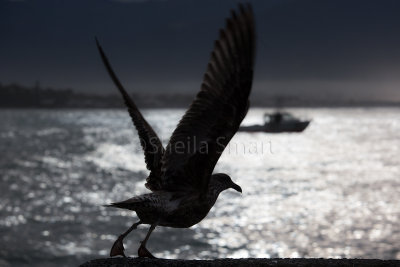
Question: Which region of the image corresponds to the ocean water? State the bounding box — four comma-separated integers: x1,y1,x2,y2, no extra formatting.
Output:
0,108,399,266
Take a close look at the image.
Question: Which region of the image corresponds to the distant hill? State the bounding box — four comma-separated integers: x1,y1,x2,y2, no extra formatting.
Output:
0,83,398,108
0,83,194,108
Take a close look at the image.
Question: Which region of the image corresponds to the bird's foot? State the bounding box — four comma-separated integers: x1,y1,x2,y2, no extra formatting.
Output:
138,243,156,258
110,236,126,257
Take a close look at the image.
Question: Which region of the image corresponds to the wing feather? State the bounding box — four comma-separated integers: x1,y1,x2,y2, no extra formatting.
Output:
159,4,256,193
96,39,165,190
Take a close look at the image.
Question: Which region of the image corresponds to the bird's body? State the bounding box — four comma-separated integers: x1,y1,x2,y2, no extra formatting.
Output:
123,192,211,228
110,173,236,228
95,3,255,258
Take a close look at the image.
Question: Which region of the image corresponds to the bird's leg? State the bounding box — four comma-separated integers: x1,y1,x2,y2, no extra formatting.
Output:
138,224,157,258
110,221,141,257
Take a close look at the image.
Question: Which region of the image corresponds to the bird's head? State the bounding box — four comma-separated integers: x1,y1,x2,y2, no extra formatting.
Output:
211,173,242,194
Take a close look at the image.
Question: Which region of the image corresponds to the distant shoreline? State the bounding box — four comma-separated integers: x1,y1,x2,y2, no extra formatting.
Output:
2,104,399,109
1,82,399,109
1,104,399,110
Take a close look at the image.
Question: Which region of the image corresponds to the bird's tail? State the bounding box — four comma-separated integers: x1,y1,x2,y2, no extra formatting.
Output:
103,202,132,210
103,196,144,211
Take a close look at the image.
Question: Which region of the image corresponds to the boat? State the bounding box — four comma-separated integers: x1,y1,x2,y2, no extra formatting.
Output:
239,111,310,133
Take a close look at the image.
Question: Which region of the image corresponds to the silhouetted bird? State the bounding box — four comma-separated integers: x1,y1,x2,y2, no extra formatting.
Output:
96,3,255,258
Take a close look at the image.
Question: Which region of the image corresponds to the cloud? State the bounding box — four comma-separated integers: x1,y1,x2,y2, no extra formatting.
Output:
111,0,166,3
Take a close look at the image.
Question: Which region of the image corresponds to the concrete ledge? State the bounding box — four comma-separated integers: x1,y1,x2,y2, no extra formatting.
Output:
80,258,400,267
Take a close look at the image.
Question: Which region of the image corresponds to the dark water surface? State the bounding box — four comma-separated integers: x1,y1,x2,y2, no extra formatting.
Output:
0,108,399,266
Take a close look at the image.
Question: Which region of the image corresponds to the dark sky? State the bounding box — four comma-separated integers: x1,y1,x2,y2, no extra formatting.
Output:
1,0,400,102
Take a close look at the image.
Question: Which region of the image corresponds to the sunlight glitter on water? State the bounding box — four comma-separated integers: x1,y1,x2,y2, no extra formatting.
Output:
0,108,399,266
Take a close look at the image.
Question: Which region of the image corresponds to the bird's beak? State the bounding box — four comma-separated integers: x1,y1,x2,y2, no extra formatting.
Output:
231,182,242,193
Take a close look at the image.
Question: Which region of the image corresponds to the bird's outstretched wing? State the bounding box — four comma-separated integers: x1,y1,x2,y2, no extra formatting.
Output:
96,39,165,190
159,4,256,194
